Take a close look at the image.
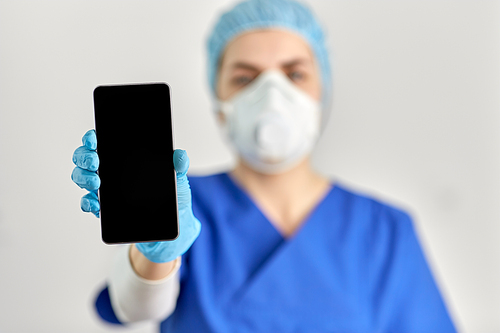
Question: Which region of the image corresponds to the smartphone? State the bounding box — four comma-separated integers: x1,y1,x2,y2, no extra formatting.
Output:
93,83,179,244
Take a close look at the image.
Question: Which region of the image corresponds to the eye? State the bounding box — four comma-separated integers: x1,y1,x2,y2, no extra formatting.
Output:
232,76,253,86
288,71,305,82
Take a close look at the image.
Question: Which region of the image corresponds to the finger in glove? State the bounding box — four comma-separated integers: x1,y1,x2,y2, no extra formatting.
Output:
81,190,100,217
82,129,97,150
71,167,101,190
72,146,99,171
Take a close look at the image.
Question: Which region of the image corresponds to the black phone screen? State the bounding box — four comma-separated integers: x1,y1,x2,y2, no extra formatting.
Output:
93,83,179,244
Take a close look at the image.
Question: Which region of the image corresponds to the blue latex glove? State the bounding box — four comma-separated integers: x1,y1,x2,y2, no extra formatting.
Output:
71,129,201,263
71,130,101,217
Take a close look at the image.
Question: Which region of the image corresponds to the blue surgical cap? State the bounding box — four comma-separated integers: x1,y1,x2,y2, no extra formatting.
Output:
206,0,333,114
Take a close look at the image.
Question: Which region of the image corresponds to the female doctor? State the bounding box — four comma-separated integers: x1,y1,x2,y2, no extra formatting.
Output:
71,0,457,331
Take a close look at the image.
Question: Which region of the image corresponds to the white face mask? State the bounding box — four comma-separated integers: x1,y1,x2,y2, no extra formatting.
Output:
217,69,321,174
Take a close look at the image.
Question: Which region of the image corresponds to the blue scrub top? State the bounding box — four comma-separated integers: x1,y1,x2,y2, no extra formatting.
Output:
95,173,456,332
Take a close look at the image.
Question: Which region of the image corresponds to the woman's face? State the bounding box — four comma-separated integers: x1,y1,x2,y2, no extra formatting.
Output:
216,29,321,102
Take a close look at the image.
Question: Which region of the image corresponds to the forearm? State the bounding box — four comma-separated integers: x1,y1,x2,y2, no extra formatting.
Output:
107,245,181,323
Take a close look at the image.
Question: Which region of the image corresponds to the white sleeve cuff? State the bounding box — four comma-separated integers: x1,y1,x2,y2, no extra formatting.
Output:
107,245,181,324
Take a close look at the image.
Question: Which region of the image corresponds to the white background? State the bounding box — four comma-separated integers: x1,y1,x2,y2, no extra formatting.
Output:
0,1,499,332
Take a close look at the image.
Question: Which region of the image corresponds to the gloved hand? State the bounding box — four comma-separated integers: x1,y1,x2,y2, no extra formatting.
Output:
71,129,101,216
71,129,201,263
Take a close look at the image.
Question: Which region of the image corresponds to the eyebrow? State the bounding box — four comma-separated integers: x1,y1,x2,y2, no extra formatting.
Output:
282,58,312,68
230,58,312,71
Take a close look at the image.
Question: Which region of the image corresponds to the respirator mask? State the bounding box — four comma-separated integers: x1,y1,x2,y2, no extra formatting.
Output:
217,69,321,174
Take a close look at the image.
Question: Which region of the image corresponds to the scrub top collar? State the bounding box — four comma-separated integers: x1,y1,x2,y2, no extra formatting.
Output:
220,172,337,241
